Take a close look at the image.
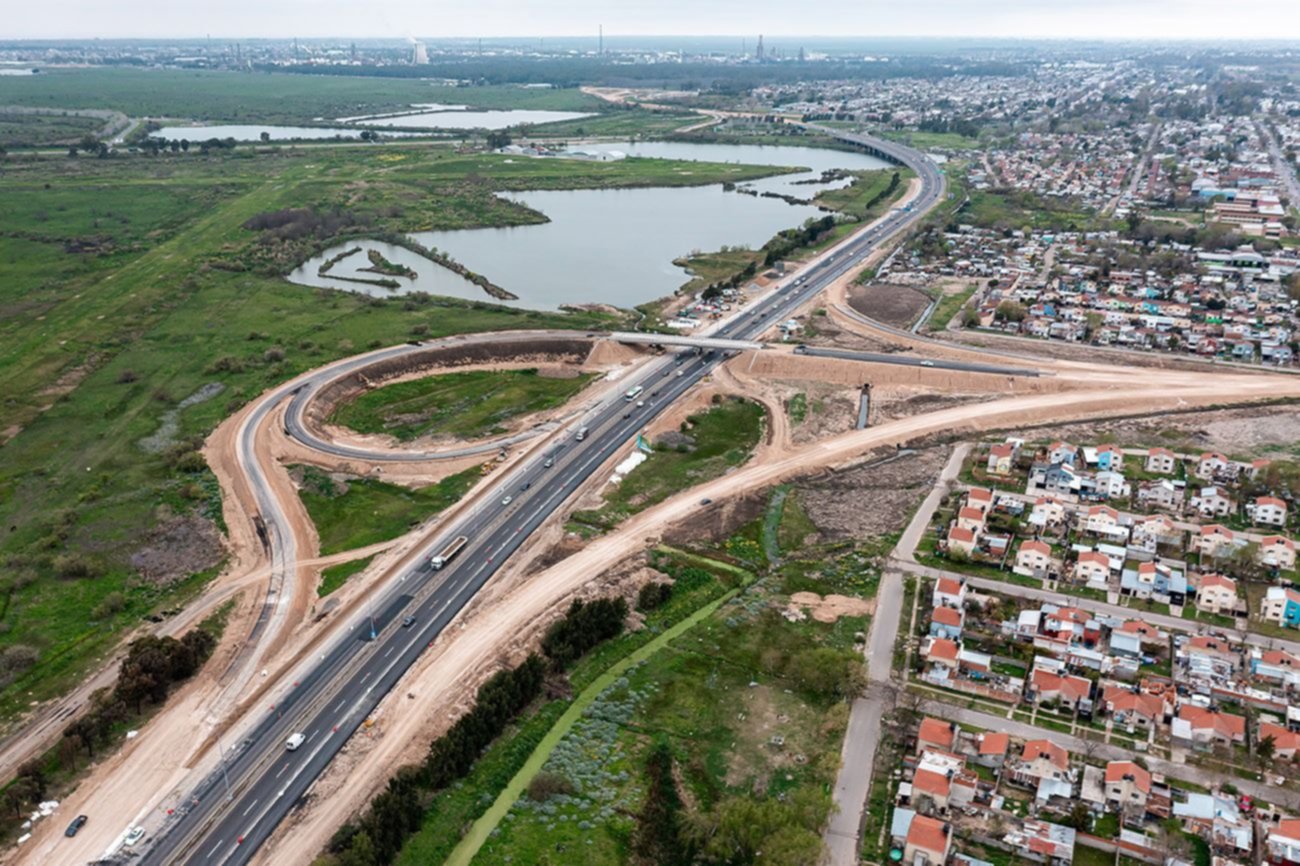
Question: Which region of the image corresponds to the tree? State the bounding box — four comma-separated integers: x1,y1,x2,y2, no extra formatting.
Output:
1258,734,1277,767
485,130,512,149
259,131,271,143
995,300,1027,323
180,138,190,152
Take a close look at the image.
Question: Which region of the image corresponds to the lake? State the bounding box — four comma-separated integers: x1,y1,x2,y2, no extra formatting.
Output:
151,124,418,142
289,140,892,310
356,108,594,131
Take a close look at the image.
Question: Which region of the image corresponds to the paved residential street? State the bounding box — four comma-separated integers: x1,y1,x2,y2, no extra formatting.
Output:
825,445,968,866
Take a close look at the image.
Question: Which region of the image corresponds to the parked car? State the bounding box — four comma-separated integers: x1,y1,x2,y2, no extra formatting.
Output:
65,815,88,837
124,826,145,846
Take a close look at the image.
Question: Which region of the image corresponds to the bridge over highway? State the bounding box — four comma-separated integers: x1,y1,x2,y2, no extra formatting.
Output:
607,331,764,351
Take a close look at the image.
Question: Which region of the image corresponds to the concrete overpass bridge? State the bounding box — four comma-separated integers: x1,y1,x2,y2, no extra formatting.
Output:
607,331,765,351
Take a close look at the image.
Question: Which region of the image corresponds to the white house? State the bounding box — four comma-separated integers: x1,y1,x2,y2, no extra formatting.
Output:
1191,486,1235,518
1145,447,1178,475
1248,496,1288,527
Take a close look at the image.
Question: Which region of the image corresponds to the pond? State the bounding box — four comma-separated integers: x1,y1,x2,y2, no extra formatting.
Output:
151,124,421,142
288,140,892,311
355,108,595,131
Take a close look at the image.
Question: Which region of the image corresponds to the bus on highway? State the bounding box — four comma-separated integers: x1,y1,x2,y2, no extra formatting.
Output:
624,385,644,402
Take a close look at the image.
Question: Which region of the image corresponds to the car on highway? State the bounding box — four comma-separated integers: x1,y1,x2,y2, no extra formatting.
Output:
285,733,306,751
622,411,631,419
65,815,88,837
920,360,935,367
543,457,553,468
636,400,645,408
501,495,513,506
402,616,416,628
676,370,685,378
124,826,145,846
521,482,532,491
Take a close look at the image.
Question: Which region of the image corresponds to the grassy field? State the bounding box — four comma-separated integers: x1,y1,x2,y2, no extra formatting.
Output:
879,129,983,150
526,108,700,139
472,543,862,865
0,139,796,720
926,283,980,331
331,368,597,441
961,188,1101,232
814,167,913,220
317,555,376,598
295,466,479,555
674,247,764,293
0,111,104,147
0,69,603,124
570,396,765,531
389,546,746,866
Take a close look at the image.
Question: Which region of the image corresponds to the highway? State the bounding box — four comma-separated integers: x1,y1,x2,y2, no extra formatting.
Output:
794,345,1040,377
134,129,946,866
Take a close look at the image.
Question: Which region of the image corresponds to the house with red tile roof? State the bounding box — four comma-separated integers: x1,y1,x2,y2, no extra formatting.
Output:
1103,686,1166,729
1174,704,1246,745
917,717,957,754
931,605,964,639
933,577,966,609
1145,447,1178,475
924,636,960,668
1104,760,1151,812
1028,669,1093,710
1194,524,1236,557
1258,535,1297,569
976,732,1010,768
946,526,977,556
1249,496,1289,527
1259,721,1300,760
1195,573,1240,616
905,814,951,866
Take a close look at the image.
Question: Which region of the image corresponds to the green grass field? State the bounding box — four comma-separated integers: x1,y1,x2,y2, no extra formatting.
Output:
0,69,603,124
331,368,596,441
296,466,479,555
317,555,376,598
0,111,104,147
0,139,795,720
570,396,765,530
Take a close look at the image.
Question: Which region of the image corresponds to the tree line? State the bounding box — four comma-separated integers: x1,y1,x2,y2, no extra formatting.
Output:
327,595,629,865
2,629,216,820
763,214,838,266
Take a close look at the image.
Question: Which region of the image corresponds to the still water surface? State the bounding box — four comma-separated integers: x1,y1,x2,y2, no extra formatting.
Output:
288,141,892,310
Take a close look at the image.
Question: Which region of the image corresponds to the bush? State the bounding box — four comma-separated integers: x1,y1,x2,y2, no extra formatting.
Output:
116,369,139,384
637,581,673,612
0,645,39,685
526,771,575,802
91,592,126,620
53,553,100,580
263,347,285,363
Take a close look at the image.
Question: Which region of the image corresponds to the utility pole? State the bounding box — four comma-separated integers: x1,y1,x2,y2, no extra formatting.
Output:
217,738,233,802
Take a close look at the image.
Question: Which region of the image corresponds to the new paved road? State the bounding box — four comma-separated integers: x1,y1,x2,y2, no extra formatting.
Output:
136,129,946,866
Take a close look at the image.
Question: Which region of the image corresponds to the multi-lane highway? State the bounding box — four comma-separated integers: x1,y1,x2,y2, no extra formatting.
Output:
135,129,946,866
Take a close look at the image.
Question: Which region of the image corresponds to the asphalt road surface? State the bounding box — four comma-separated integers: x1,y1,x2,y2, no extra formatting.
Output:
795,345,1040,377
134,129,946,866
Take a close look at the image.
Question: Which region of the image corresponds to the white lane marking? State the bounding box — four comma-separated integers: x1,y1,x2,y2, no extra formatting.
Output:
242,799,259,817
383,646,394,659
275,763,288,779
208,840,223,859
334,700,345,712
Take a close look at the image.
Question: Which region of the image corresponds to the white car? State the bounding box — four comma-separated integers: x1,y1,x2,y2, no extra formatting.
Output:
124,827,145,847
501,496,513,506
285,732,306,751
920,360,935,367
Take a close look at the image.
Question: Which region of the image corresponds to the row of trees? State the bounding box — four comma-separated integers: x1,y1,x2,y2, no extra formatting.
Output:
3,630,217,820
328,595,630,865
540,597,628,669
763,214,838,267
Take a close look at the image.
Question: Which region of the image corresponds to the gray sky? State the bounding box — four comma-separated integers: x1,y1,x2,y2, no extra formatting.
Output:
12,0,1300,41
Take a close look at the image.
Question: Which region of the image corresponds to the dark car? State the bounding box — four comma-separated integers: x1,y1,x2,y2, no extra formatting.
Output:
402,616,416,628
66,815,88,837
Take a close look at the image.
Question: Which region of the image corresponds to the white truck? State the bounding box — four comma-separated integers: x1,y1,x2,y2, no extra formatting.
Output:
431,535,468,570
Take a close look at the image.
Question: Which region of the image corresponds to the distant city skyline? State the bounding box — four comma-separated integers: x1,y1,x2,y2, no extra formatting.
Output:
9,0,1300,42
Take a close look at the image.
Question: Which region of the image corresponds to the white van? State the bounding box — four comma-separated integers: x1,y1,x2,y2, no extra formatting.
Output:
285,732,306,751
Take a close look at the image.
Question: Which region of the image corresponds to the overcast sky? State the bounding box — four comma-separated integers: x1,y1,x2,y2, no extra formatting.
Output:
12,0,1300,41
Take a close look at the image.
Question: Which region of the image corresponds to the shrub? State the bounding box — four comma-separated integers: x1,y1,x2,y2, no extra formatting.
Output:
527,772,575,802
91,591,126,620
637,582,673,612
263,347,285,363
53,553,100,580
